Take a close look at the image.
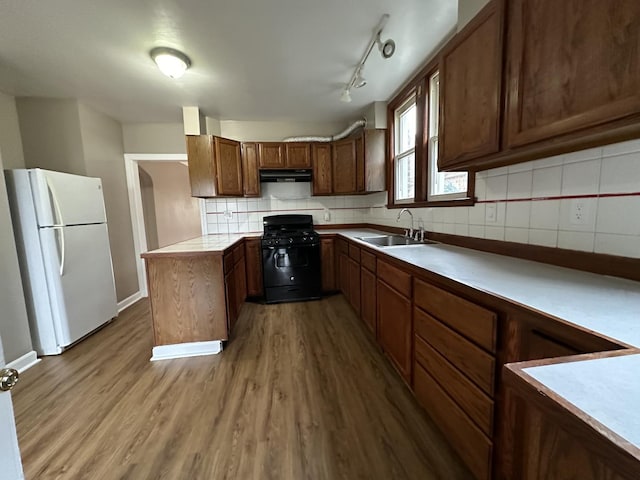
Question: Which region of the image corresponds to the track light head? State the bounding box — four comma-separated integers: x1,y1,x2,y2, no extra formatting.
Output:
354,68,367,88
340,89,352,103
377,37,396,59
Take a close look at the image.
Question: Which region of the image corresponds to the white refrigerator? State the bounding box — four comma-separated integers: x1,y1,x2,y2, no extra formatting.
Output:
5,168,118,355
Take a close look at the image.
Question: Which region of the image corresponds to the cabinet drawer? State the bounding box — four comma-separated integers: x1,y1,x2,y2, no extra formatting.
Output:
348,244,361,262
360,250,376,273
414,363,492,480
415,307,495,396
223,253,234,273
377,260,411,297
414,335,494,436
414,278,497,353
336,239,348,255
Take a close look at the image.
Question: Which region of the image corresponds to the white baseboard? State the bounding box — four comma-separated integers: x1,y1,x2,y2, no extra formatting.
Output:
6,350,40,373
117,291,144,313
150,341,223,361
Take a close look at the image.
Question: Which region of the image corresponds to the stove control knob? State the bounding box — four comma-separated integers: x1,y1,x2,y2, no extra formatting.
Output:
289,238,294,243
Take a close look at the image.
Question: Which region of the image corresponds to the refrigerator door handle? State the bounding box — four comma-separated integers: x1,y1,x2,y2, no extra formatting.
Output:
45,176,65,227
52,226,66,276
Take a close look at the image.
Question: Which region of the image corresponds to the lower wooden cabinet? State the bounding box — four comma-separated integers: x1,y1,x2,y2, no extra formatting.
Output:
320,237,336,292
244,238,263,297
348,257,361,314
377,278,412,382
360,267,376,334
224,243,247,333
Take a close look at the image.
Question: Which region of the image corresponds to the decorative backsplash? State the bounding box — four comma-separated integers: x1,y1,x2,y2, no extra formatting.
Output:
204,137,640,259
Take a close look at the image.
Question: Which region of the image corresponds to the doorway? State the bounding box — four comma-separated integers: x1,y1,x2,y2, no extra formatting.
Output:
124,154,206,297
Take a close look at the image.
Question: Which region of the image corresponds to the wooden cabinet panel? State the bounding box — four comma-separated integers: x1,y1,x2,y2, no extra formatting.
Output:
241,142,260,197
258,143,286,168
355,133,365,192
312,144,332,195
186,135,216,197
414,278,497,353
439,0,504,168
360,267,376,334
363,130,386,192
235,256,247,318
505,0,640,148
332,138,357,194
225,269,236,332
377,260,412,297
348,257,361,314
414,335,494,437
377,279,412,382
360,250,376,273
348,244,360,262
414,307,495,396
146,255,228,344
285,143,311,168
320,237,336,292
214,137,243,196
414,363,493,480
244,238,263,297
338,251,349,296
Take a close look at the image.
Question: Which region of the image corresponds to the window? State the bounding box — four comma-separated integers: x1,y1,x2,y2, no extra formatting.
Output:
428,72,468,200
389,68,471,207
394,96,416,203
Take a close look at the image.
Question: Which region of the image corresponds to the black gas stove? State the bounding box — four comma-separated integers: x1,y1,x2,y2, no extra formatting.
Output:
261,215,322,304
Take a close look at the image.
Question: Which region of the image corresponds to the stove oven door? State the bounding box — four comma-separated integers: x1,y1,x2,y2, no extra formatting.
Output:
262,244,321,303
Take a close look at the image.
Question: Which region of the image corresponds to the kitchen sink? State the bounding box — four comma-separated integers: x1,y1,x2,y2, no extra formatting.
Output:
356,234,437,247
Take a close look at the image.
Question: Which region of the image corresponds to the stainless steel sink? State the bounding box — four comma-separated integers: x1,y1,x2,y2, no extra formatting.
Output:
356,234,436,247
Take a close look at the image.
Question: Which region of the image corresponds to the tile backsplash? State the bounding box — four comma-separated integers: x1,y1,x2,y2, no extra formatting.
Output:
204,138,640,259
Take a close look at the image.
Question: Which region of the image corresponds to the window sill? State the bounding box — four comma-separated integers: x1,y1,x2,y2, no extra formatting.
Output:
386,197,476,209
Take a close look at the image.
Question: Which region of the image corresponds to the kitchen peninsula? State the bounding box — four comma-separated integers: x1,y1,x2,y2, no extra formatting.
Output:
142,228,640,479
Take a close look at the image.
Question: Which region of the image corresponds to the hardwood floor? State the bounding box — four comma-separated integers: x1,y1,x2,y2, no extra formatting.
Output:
12,296,471,480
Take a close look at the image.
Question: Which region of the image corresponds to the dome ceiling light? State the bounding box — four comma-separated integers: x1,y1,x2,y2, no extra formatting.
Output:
150,47,192,79
340,14,395,103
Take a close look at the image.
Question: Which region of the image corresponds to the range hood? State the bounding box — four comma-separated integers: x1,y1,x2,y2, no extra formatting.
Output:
259,169,312,183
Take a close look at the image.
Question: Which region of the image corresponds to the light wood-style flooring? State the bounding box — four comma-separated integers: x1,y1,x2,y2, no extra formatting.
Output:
12,295,471,479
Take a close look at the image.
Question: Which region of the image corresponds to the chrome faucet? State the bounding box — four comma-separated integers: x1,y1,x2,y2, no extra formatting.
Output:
396,208,414,238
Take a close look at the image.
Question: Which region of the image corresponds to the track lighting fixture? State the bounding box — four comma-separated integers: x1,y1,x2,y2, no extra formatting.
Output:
340,14,395,102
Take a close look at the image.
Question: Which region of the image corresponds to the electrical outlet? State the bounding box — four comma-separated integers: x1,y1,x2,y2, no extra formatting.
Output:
223,210,233,220
485,203,497,223
323,208,331,222
569,199,589,225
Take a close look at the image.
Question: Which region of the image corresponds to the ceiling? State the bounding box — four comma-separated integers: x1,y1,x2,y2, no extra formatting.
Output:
0,0,457,124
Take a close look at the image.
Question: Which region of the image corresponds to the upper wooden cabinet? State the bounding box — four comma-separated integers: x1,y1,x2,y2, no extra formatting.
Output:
327,130,385,195
258,142,286,168
439,0,504,170
332,137,357,194
504,0,640,148
187,135,243,197
312,144,332,194
284,143,311,168
241,142,260,197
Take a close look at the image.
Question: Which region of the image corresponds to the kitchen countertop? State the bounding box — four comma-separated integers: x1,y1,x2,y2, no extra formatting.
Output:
140,233,260,257
519,352,640,449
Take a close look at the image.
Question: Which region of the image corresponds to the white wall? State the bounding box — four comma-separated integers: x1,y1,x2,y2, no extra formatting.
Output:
219,120,347,142
0,91,25,169
0,151,33,363
368,138,640,258
78,104,138,300
122,123,187,154
458,0,491,30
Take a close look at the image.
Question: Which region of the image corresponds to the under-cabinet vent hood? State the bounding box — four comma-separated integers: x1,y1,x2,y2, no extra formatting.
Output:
259,169,312,183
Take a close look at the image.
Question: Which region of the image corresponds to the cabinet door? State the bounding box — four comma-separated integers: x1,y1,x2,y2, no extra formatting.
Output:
377,279,412,382
312,144,333,195
244,238,263,297
439,0,504,169
505,0,640,148
186,135,216,197
214,137,243,196
241,142,260,197
225,269,236,333
320,237,336,292
360,267,376,334
285,143,311,168
258,143,286,168
332,138,357,194
363,129,385,193
355,133,365,192
235,256,247,317
348,257,361,314
338,252,350,296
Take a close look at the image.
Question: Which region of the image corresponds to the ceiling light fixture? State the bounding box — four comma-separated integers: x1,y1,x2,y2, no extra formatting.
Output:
340,14,395,102
150,47,192,79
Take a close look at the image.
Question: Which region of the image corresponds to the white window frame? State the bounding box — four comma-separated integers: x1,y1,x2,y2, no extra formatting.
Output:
393,95,417,204
427,71,468,201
